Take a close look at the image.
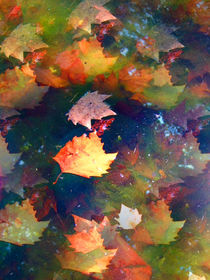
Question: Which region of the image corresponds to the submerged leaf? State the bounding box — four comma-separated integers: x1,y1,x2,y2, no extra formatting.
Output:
67,0,116,33
0,135,21,176
0,66,48,109
1,23,48,61
137,200,185,245
0,199,49,245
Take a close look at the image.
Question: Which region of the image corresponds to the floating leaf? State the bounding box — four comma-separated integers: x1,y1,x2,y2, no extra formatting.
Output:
119,64,153,95
0,66,48,109
0,135,21,176
67,91,116,129
57,215,151,279
1,23,48,61
189,272,206,280
132,84,185,109
67,0,116,33
115,204,142,229
136,200,185,245
0,199,49,245
53,132,118,178
77,38,118,77
66,226,104,254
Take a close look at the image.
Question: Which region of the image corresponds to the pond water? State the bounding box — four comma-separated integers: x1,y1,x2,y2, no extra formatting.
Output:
0,0,209,279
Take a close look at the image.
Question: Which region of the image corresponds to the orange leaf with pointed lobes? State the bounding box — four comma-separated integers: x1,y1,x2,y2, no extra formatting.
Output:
55,50,87,85
119,64,153,94
53,132,118,178
77,38,118,77
66,226,104,254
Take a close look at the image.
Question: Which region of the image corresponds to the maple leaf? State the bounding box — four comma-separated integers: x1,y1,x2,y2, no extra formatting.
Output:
170,132,210,178
0,135,21,176
189,272,206,280
57,215,151,279
132,84,185,109
136,26,184,61
0,23,48,61
34,68,69,88
0,66,48,109
119,64,153,94
66,91,116,129
134,200,185,245
56,215,117,276
53,132,118,178
77,38,118,77
0,107,20,120
114,204,142,229
55,50,87,85
2,166,47,197
27,185,57,220
67,0,116,33
0,199,49,245
66,226,104,254
152,64,172,87
164,101,208,130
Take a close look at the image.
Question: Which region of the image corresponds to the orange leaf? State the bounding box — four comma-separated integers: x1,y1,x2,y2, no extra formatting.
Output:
53,132,118,178
0,67,48,109
77,38,118,77
119,64,153,94
93,72,118,93
66,226,104,254
56,50,87,84
35,68,69,88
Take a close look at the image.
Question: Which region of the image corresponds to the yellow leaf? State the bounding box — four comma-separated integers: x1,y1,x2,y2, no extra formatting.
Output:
78,38,118,77
189,272,206,280
0,199,49,245
153,64,172,86
53,132,118,178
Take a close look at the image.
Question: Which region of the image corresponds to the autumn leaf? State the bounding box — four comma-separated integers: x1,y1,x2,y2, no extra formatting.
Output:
115,204,142,229
27,185,57,220
189,272,206,280
0,134,21,176
2,166,47,197
67,0,116,33
66,91,116,129
66,226,104,254
0,199,49,245
134,200,185,245
0,23,48,61
57,215,151,279
55,50,87,85
53,132,118,178
35,68,69,88
0,66,48,109
152,64,172,87
119,64,153,95
132,84,185,109
56,215,117,276
169,132,210,178
77,38,118,77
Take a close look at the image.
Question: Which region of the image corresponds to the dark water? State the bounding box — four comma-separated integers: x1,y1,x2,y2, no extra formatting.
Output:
0,0,209,280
